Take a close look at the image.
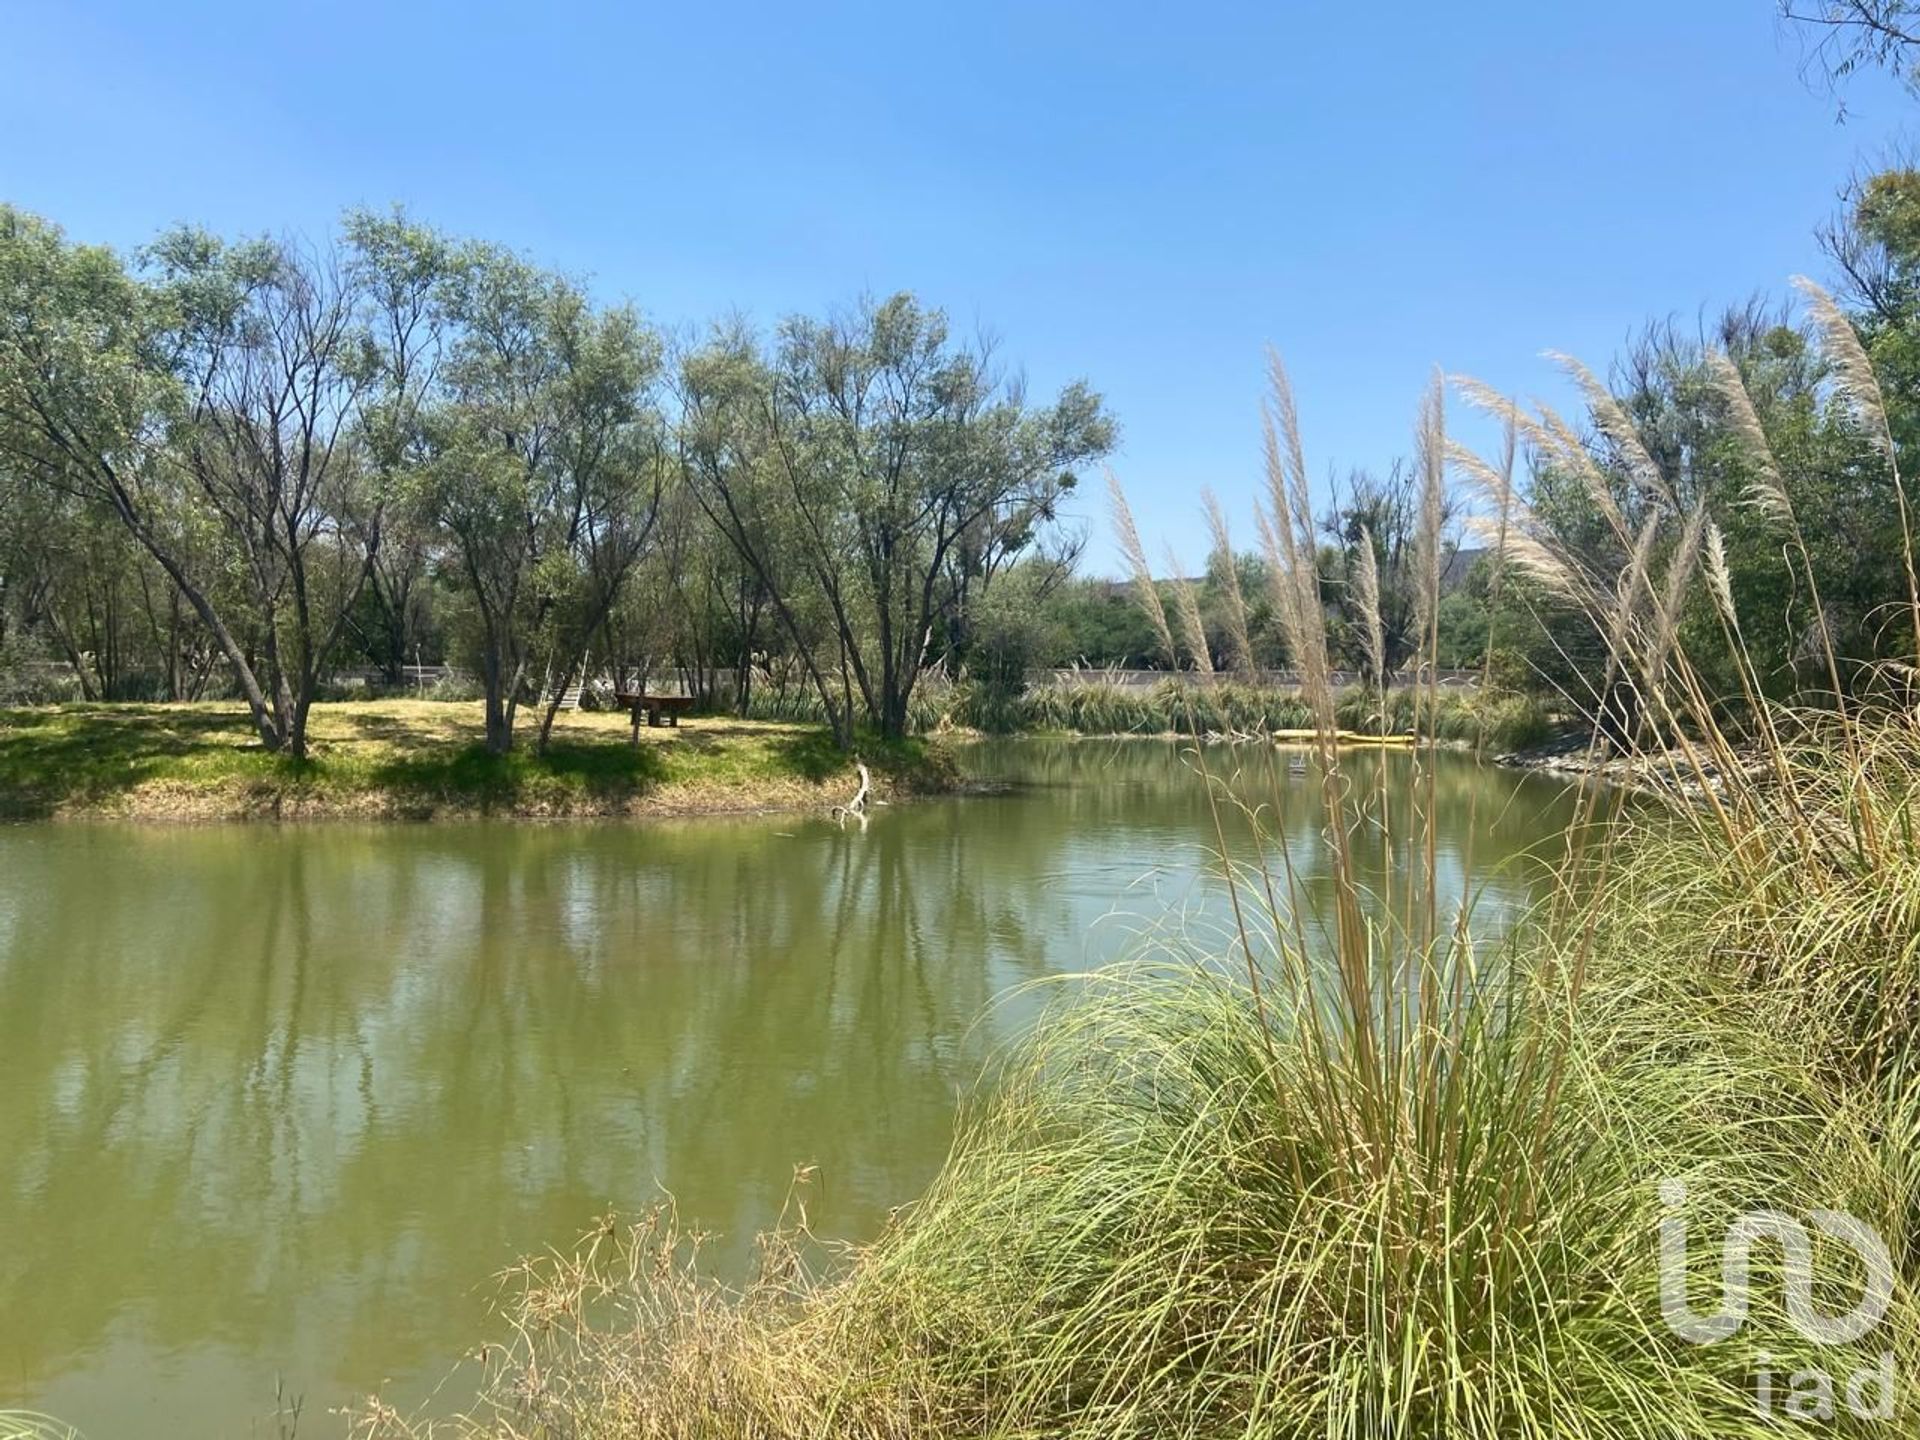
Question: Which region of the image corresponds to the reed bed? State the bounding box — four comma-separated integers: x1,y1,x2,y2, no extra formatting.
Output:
356,300,1920,1439
743,671,1553,751
1002,676,1551,749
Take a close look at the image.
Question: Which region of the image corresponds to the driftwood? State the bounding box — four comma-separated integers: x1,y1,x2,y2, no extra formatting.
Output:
830,760,873,829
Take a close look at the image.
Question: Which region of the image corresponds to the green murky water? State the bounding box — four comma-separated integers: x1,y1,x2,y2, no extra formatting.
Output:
0,740,1578,1436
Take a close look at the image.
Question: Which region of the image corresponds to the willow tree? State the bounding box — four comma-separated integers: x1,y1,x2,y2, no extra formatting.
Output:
0,206,416,755
679,295,1114,743
420,240,666,754
676,323,856,742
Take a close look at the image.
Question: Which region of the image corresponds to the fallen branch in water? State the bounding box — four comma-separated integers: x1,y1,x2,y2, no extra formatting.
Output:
830,760,873,829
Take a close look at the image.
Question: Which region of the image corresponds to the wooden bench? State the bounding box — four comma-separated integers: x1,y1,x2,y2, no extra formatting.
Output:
614,691,696,739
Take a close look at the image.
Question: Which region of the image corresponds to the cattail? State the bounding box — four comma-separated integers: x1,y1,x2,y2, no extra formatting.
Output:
1107,470,1176,667
1202,487,1254,672
1545,350,1674,508
1164,546,1215,675
1705,348,1795,531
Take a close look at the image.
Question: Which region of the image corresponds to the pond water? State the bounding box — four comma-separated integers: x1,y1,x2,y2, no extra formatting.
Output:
0,740,1579,1437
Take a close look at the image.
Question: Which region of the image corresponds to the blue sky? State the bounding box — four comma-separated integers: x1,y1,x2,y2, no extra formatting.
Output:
2,1,1913,572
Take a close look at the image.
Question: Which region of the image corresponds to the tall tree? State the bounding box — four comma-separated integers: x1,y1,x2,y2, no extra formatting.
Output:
676,323,860,745
424,240,665,753
339,208,455,688
1320,463,1457,682
681,295,1114,742
143,227,390,755
1784,1,1920,95
0,207,394,754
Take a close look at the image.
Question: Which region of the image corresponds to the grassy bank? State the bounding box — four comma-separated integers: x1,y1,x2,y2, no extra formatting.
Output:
0,700,951,821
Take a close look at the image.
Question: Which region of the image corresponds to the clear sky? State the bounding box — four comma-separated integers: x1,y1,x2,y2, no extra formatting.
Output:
2,1,1913,572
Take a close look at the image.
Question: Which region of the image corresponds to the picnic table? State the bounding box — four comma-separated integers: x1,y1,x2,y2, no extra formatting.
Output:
614,691,696,739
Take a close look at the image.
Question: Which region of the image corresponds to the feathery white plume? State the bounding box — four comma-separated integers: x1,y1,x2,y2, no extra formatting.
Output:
1202,487,1253,672
1106,470,1176,667
1544,350,1674,508
1704,348,1795,532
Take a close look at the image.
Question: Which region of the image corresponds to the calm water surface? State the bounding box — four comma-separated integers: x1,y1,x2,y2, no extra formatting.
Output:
0,740,1578,1436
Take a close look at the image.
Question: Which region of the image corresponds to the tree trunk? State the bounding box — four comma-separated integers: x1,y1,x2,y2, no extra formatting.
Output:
880,684,906,741
265,627,301,759
289,692,314,761
535,646,589,756
385,614,407,687
481,646,515,754
127,525,286,750
166,589,184,702
484,682,514,753
734,602,761,717
47,616,96,701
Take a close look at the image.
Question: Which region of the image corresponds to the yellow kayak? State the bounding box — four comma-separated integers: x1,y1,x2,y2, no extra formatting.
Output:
1270,730,1417,747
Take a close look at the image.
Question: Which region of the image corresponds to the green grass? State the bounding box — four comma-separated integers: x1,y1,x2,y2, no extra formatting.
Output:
0,700,949,820
344,688,1920,1440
